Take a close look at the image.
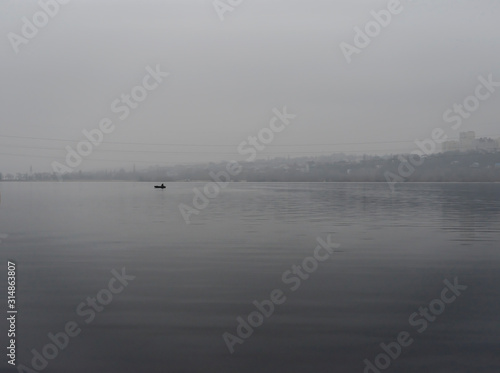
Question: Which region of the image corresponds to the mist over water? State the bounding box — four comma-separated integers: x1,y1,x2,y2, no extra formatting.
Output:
2,1,500,372
1,182,499,372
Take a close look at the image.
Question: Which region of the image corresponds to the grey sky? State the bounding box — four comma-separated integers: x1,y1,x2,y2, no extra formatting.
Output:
1,0,499,174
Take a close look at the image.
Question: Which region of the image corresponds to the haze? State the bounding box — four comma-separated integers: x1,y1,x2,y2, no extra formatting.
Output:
1,0,499,174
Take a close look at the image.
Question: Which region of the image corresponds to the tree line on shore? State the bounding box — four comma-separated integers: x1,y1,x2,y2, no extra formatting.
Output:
2,150,500,183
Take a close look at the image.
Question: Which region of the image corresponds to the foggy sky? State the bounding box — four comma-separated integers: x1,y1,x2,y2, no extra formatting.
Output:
1,0,499,174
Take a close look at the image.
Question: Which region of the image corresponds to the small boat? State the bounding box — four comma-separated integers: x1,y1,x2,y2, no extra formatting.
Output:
154,183,166,189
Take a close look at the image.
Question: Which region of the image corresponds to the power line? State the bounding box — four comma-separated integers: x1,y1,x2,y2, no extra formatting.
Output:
1,132,499,148
0,142,411,154
0,148,415,158
1,132,499,168
0,134,416,147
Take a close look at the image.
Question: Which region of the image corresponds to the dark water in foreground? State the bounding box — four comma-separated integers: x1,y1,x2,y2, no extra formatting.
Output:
1,182,499,373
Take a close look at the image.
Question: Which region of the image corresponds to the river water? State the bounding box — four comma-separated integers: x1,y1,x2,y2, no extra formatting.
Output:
0,182,499,372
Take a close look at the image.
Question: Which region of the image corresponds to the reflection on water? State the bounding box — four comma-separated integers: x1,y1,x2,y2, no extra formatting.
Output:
0,182,499,372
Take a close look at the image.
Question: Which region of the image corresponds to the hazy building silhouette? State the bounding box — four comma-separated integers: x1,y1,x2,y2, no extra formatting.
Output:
442,131,499,153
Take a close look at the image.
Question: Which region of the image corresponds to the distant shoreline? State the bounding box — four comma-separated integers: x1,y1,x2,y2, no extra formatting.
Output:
2,150,500,183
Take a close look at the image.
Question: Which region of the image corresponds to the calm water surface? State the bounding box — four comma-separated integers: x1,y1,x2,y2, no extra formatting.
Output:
0,182,499,372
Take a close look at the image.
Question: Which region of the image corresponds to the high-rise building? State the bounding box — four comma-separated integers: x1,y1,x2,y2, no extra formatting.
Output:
459,131,476,151
442,131,498,153
442,140,460,152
